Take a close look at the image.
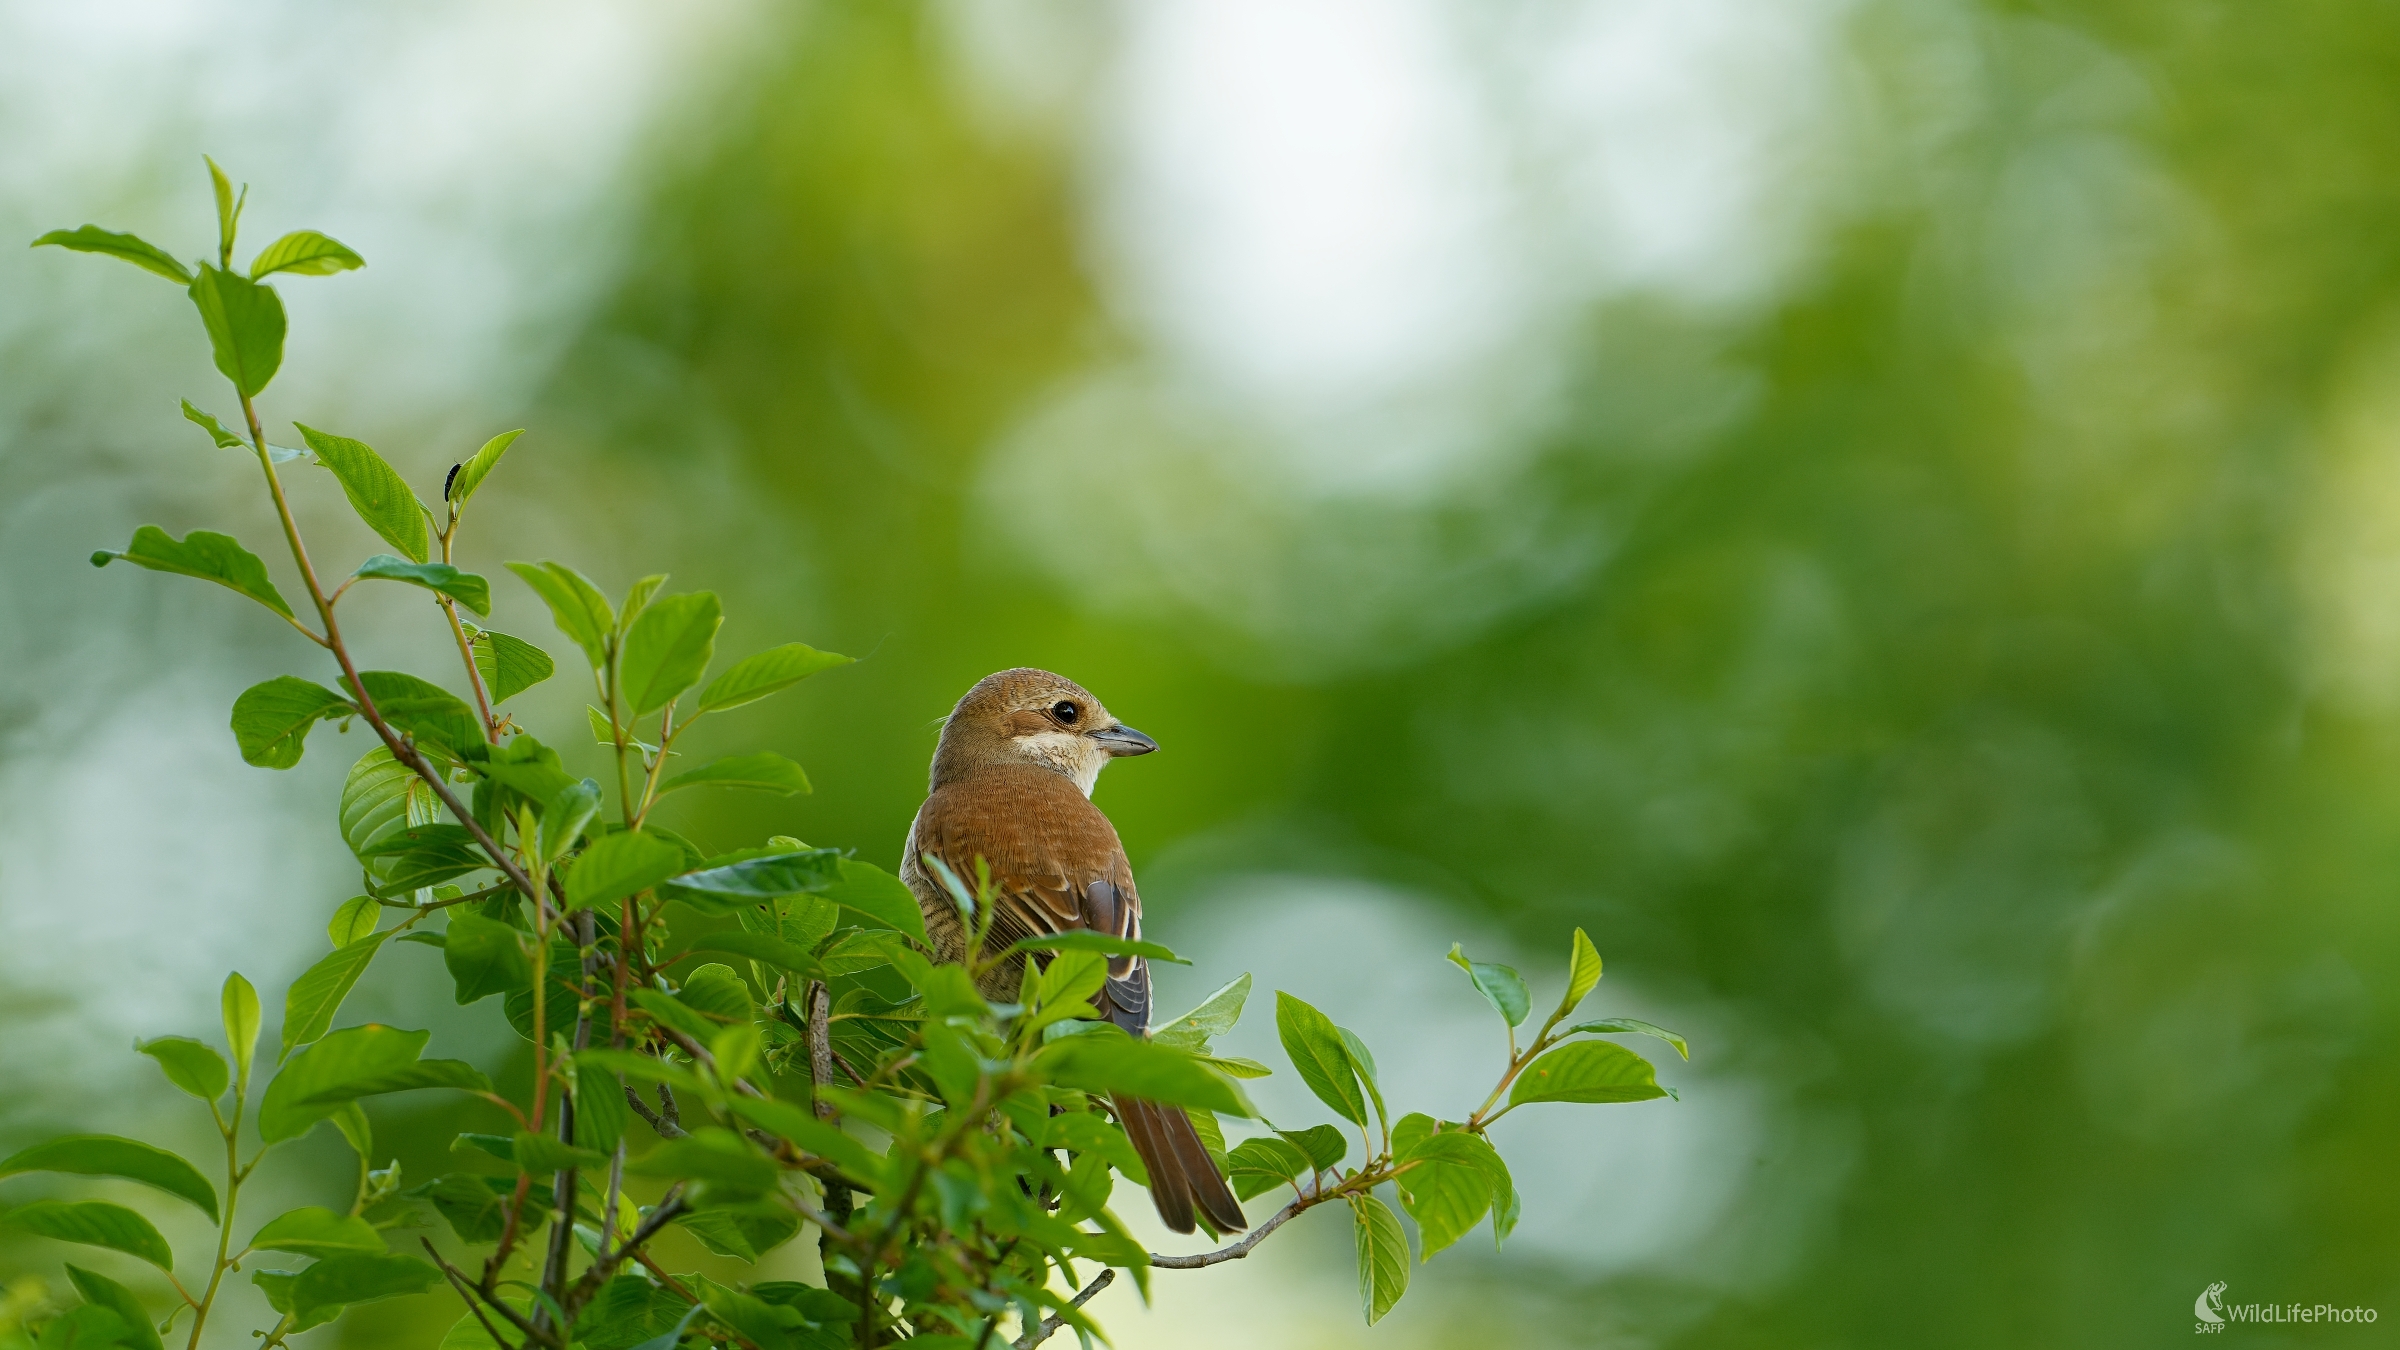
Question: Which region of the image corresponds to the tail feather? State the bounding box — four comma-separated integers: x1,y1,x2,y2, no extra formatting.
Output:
1114,1093,1247,1236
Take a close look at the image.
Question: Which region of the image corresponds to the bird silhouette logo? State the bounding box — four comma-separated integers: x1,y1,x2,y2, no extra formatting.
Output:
2195,1281,2228,1325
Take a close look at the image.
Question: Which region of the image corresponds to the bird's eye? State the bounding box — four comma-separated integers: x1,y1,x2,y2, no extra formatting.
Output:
1051,700,1079,723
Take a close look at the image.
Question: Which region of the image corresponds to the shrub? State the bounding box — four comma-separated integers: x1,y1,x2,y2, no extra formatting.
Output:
4,162,1688,1350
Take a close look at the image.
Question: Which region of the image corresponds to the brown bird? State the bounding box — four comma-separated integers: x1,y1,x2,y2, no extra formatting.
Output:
899,668,1248,1236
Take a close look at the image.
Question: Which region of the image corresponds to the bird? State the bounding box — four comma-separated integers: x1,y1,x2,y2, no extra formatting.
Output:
899,667,1248,1236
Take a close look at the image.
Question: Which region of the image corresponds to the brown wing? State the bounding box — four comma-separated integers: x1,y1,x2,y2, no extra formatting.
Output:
904,765,1150,1034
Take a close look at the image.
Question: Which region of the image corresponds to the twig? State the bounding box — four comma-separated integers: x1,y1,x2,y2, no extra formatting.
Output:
806,981,837,1119
805,980,856,1225
624,1083,688,1138
1148,1194,1311,1269
423,1237,539,1348
1013,1269,1114,1349
537,909,601,1328
564,1186,686,1309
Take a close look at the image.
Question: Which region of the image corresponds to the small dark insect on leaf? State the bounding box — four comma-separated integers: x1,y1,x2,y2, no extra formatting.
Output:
443,463,461,501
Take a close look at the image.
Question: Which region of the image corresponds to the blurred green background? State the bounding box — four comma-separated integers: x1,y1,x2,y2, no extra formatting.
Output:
4,0,2397,1345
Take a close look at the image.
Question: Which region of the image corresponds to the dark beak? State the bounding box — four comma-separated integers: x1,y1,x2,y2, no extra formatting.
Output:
1090,723,1159,757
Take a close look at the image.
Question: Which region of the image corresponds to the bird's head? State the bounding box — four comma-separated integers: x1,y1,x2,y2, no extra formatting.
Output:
930,667,1157,795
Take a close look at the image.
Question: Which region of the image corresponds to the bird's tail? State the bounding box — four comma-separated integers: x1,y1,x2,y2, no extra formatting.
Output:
1112,1093,1247,1236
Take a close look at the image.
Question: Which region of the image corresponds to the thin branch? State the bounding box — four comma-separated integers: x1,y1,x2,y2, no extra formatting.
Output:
565,1186,687,1309
1148,1193,1312,1269
1013,1269,1114,1350
623,1083,688,1139
537,909,602,1327
423,1237,542,1347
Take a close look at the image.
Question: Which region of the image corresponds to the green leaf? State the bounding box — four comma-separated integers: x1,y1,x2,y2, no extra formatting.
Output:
64,1265,162,1350
504,938,590,1043
506,561,614,669
181,400,246,449
575,1049,707,1097
1223,1137,1313,1201
666,849,840,906
188,264,284,397
1506,1039,1669,1107
33,225,192,283
352,555,490,615
678,964,752,1022
617,574,668,635
695,642,852,713
618,592,722,715
229,677,351,769
358,824,489,894
1012,932,1190,965
297,424,427,562
566,829,687,911
1338,1026,1388,1134
35,1302,138,1350
442,911,532,1005
821,858,929,944
292,1057,491,1105
223,971,260,1095
1273,992,1366,1127
587,1290,700,1350
1447,943,1531,1027
137,1036,228,1101
247,1206,386,1257
1035,950,1107,1013
721,1096,883,1182
1035,1033,1253,1117
1487,1149,1521,1249
1277,1123,1348,1173
401,1174,521,1244
1557,928,1603,1021
1152,973,1252,1053
248,230,363,280
327,896,380,947
92,525,293,619
445,428,522,507
676,1205,802,1263
258,1024,428,1141
573,1064,628,1156
469,628,554,703
657,752,812,797
206,156,243,261
683,930,819,973
1562,1016,1689,1060
4,1202,172,1270
512,1131,605,1174
341,748,438,882
1351,1195,1410,1325
473,733,577,803
332,1104,373,1163
354,671,481,759
0,1137,216,1222
537,779,602,868
288,1252,442,1310
695,1276,802,1347
1394,1130,1501,1260
625,1131,779,1195
673,1210,759,1262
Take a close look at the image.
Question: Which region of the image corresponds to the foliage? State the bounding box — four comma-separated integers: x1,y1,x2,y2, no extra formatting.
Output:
4,165,1685,1350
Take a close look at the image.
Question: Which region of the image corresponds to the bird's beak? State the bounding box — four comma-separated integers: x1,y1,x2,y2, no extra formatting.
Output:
1089,723,1159,757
